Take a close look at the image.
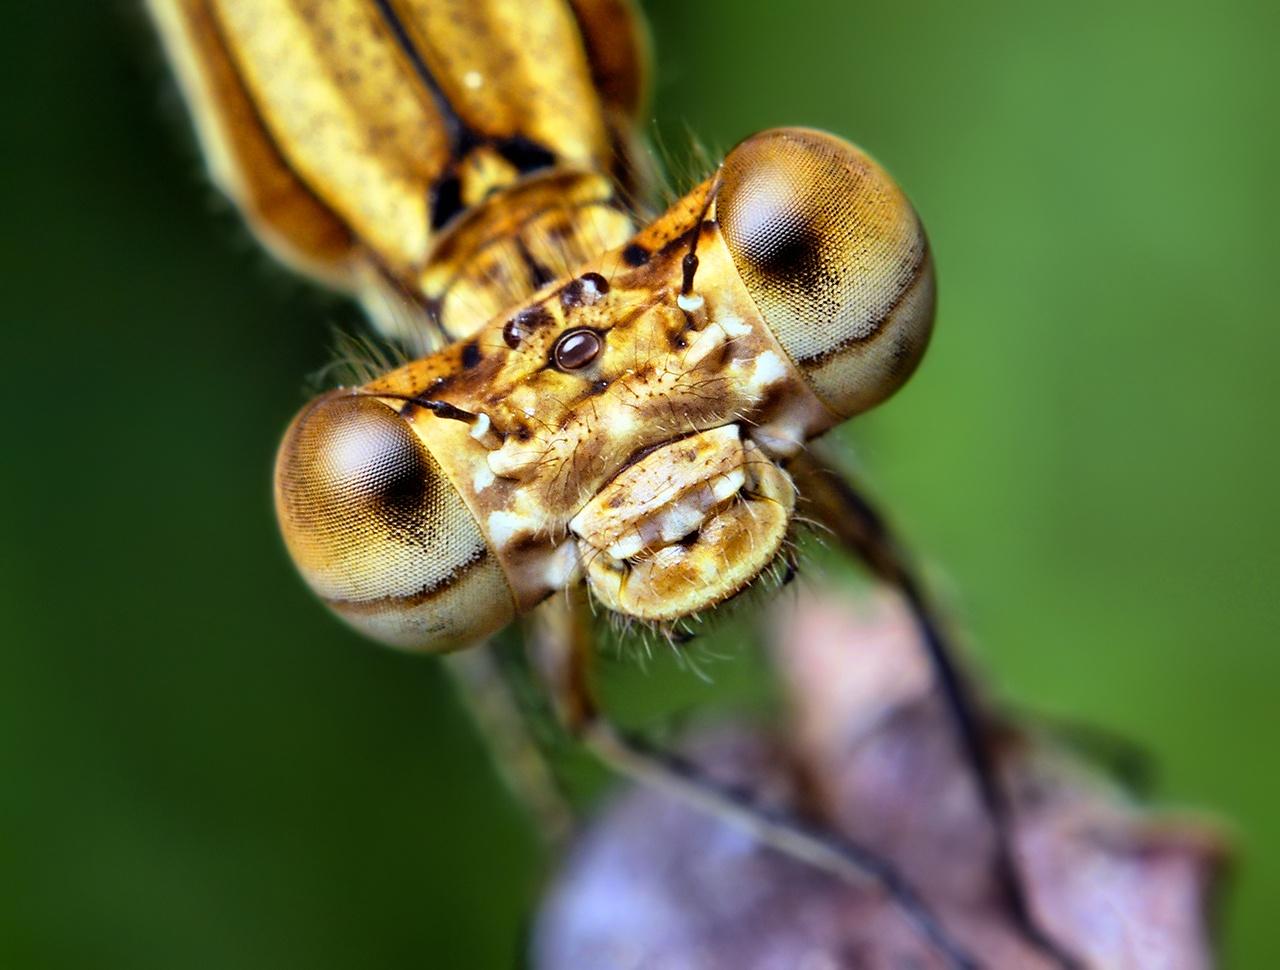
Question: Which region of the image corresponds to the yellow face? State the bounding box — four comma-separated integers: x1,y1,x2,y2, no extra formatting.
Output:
275,128,935,650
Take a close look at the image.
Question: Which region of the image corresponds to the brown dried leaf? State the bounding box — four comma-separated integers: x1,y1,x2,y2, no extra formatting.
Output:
534,591,1225,969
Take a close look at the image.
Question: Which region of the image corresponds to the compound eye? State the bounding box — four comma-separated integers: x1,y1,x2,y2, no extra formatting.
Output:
716,127,936,418
273,392,513,651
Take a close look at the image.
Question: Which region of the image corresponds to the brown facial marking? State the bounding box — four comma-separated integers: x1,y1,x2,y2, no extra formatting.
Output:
552,328,603,370
461,341,482,368
502,304,554,348
501,319,523,349
622,242,649,266
581,271,609,294
561,271,609,309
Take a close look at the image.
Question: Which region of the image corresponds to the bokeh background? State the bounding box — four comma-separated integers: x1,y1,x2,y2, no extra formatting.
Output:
3,0,1276,966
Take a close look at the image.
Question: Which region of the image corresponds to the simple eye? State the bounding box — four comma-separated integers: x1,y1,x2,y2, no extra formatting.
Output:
553,328,603,370
273,392,513,650
716,127,936,418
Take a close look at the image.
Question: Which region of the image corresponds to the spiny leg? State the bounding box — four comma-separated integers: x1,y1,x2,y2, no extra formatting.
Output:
791,444,1082,970
526,589,980,970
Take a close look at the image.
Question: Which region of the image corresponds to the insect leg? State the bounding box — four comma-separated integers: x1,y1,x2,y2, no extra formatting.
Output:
526,590,980,970
444,643,576,846
790,445,1082,970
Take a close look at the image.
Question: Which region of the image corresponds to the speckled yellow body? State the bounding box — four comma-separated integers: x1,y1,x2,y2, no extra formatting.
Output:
152,3,936,650
149,0,647,345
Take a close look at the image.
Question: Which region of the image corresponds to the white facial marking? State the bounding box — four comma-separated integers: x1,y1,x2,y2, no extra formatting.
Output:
750,418,807,458
677,292,704,312
542,541,582,590
463,70,483,90
683,325,728,369
753,351,787,389
473,462,495,492
487,510,530,548
711,469,745,503
715,313,752,339
608,408,637,435
607,533,646,561
469,412,491,440
659,498,709,545
489,441,542,478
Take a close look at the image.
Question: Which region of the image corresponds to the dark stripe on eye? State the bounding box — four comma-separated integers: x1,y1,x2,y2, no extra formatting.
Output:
324,545,490,612
795,242,930,365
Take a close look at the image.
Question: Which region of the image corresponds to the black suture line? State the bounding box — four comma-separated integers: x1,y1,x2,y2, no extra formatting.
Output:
429,175,464,231
372,260,451,346
370,0,481,158
497,136,559,175
515,236,556,288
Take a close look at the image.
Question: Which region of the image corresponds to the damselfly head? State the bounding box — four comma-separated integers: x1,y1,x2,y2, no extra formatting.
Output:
272,127,937,653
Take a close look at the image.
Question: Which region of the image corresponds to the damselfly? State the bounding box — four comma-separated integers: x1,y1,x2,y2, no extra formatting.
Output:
149,3,1079,966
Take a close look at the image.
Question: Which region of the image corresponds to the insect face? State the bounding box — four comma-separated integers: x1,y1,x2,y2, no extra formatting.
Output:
274,127,934,649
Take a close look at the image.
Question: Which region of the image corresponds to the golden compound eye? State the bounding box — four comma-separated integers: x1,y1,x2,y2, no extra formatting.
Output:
716,127,936,418
273,392,514,651
553,328,603,370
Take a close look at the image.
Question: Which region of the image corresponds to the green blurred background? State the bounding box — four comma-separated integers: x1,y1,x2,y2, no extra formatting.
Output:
2,0,1276,966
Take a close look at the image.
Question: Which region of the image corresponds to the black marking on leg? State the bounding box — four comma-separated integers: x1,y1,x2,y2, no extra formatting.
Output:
822,467,1083,969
